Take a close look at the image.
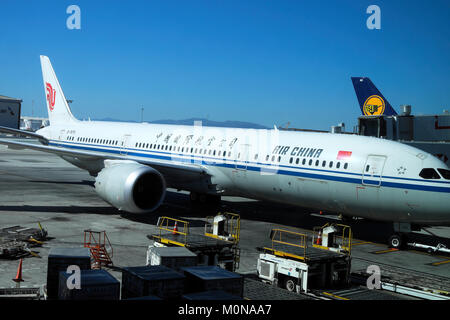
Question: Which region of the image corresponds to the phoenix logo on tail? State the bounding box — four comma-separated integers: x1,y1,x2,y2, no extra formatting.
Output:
46,82,56,111
351,77,397,116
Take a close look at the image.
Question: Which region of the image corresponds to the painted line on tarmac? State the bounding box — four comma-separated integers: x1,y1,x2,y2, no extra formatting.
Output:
372,248,399,254
430,259,450,266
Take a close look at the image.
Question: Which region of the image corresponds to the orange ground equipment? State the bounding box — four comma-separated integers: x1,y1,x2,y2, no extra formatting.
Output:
12,258,24,287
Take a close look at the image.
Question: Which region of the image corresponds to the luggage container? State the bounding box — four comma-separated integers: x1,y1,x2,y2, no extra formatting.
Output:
181,266,244,297
121,265,185,300
46,247,91,300
58,269,120,300
146,246,197,271
182,290,242,300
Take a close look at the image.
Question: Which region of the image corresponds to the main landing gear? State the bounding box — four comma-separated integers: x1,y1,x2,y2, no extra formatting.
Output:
388,233,406,249
387,222,419,249
190,192,221,212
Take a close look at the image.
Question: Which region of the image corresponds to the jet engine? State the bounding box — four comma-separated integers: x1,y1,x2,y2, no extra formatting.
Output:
94,161,166,213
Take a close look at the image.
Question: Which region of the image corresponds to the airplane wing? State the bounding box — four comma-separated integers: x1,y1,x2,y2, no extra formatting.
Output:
0,126,49,144
0,137,208,176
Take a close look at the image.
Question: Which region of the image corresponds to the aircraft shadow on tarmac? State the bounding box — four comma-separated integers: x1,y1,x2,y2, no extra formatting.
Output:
28,180,95,187
0,189,448,249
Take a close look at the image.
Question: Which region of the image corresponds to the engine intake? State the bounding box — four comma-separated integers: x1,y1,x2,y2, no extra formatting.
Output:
94,161,166,213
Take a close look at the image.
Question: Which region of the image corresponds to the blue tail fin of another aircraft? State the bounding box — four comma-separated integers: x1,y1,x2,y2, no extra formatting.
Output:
351,77,397,116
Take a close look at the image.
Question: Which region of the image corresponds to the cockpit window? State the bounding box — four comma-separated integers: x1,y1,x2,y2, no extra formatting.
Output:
419,168,441,179
437,169,450,180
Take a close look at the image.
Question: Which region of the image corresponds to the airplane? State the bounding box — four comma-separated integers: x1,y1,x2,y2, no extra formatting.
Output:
0,56,449,250
351,77,398,116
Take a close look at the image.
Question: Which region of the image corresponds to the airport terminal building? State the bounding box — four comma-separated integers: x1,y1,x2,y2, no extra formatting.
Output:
0,95,22,129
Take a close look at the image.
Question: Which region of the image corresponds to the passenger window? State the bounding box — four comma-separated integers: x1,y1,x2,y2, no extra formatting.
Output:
296,158,299,165
289,157,293,164
322,161,326,167
309,159,312,166
278,156,281,162
272,156,275,162
344,163,348,169
329,161,333,168
302,159,306,165
336,162,340,169
437,169,450,180
419,168,441,179
315,160,319,166
266,155,270,161
223,151,227,157
255,154,258,160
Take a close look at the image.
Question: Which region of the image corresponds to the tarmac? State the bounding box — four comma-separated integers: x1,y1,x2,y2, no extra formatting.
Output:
0,139,449,299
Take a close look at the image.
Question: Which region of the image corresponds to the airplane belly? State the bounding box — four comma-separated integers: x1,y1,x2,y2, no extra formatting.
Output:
60,155,104,176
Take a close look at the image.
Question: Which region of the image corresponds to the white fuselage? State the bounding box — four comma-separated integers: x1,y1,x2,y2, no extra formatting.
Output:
37,120,450,226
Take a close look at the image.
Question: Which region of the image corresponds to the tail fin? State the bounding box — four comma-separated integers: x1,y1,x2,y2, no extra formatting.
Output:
40,55,78,124
351,77,397,116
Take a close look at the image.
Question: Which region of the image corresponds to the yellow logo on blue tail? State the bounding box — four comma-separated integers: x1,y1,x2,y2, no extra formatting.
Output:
363,95,385,116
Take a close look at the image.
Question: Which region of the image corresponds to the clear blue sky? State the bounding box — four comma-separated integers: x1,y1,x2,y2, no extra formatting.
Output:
0,0,449,130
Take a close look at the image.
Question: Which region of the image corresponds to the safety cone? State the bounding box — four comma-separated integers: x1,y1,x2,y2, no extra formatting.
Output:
315,231,322,245
173,222,178,235
12,258,24,287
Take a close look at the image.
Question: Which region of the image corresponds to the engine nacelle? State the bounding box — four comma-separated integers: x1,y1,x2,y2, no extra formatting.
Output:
94,161,166,213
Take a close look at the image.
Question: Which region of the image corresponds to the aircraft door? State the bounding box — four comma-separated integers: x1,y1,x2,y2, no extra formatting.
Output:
120,134,131,156
362,155,387,186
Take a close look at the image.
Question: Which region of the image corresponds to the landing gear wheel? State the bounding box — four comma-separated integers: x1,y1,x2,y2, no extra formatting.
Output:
190,192,221,213
285,279,296,292
388,234,405,249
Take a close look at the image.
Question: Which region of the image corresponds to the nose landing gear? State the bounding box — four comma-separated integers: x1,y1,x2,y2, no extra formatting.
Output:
388,233,406,249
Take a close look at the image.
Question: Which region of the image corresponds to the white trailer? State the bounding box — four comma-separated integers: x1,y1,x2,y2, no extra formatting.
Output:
257,226,352,294
257,253,309,293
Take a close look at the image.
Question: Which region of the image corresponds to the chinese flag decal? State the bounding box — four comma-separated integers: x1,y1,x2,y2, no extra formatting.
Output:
337,151,352,160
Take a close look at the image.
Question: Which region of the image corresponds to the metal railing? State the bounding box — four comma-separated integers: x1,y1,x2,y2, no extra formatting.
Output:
312,223,352,256
269,228,308,261
156,216,190,245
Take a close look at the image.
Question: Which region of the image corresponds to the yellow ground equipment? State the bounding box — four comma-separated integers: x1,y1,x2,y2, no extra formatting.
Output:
258,226,352,292
312,223,352,256
204,212,240,244
149,215,241,271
